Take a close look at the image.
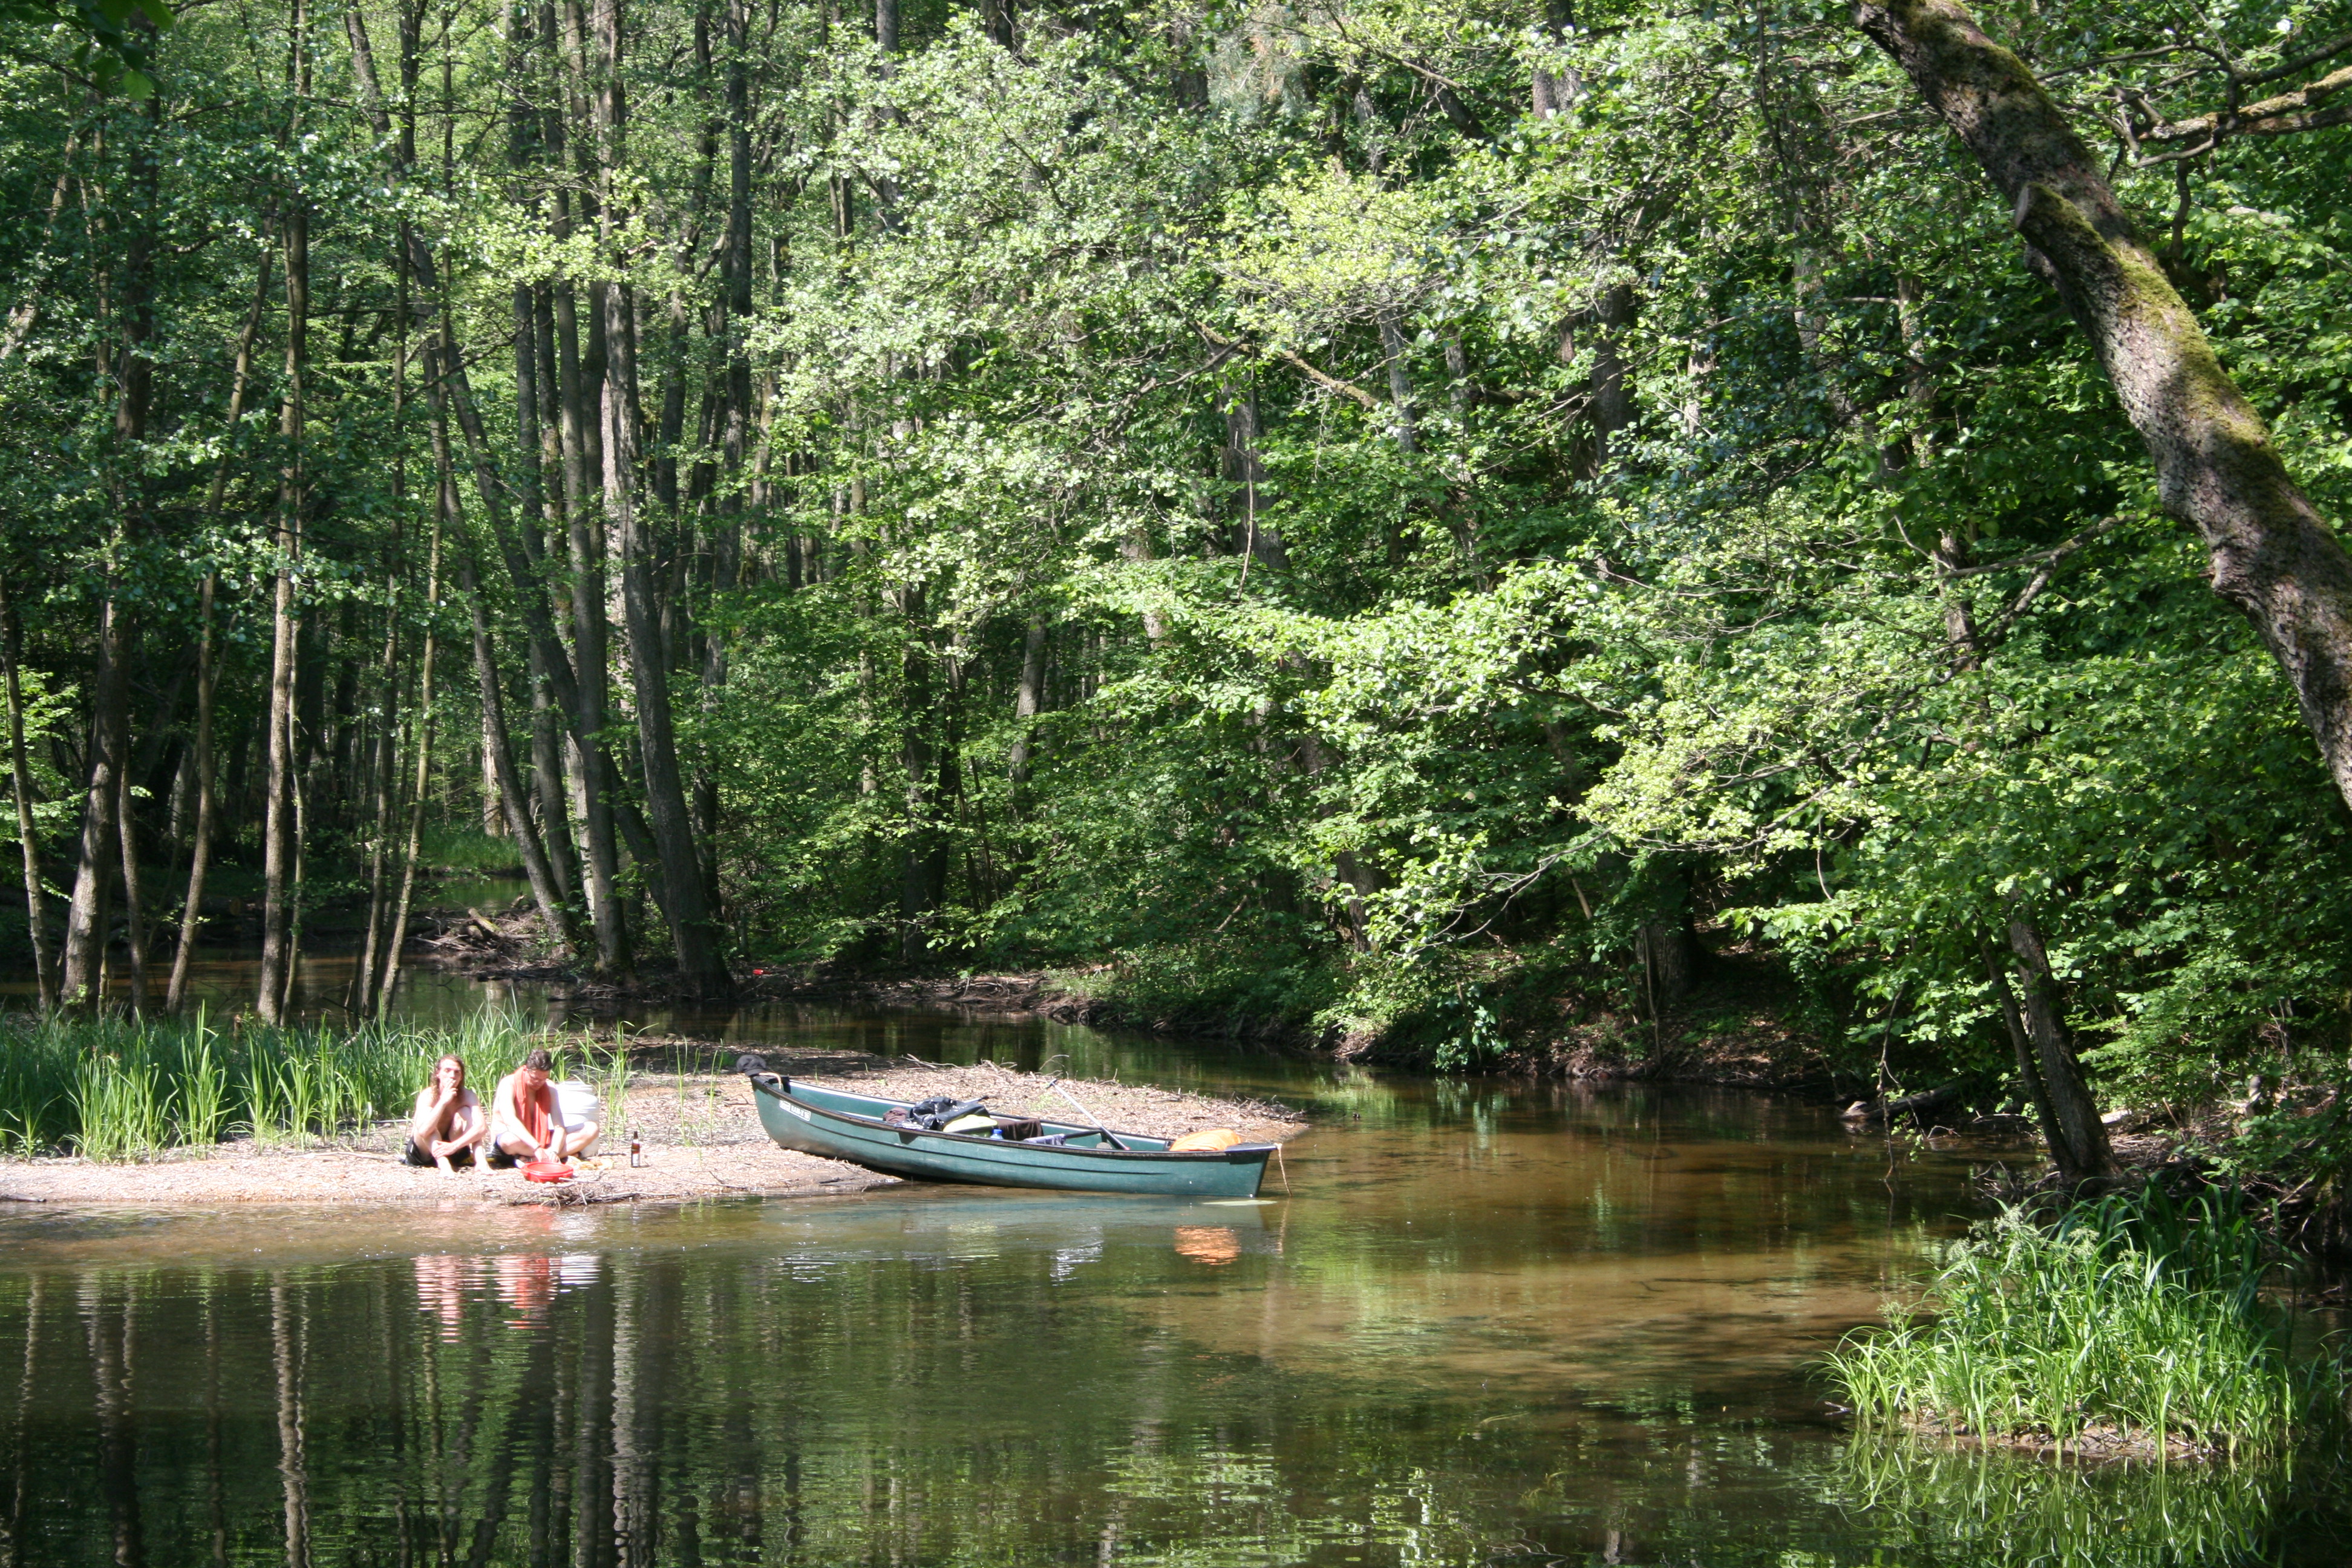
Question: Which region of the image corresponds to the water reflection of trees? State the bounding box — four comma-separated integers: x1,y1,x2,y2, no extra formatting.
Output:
1825,1440,2341,1568
4,1247,2344,1567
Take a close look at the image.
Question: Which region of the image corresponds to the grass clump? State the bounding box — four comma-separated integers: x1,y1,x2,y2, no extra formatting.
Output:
1828,1185,2350,1459
0,1006,621,1159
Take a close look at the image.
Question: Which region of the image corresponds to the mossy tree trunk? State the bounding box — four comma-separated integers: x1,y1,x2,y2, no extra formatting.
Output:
1856,0,2352,814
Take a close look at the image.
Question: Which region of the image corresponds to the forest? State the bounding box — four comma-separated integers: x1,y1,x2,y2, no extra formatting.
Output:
3,0,2352,1200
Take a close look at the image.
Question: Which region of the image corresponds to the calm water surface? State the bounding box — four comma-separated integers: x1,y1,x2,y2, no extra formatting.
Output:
2,995,2345,1565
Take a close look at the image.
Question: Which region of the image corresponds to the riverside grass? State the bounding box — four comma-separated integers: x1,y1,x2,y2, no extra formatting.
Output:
1828,1186,2351,1459
0,1008,622,1158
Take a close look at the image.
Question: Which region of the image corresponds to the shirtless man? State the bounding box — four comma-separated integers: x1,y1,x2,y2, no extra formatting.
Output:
406,1054,489,1172
489,1048,601,1166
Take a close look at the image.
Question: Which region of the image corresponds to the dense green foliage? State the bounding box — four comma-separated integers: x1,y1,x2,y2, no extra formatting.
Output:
1829,1187,2351,1456
3,0,2351,1174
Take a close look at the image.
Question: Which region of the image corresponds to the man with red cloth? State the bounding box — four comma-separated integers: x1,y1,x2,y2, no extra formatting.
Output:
488,1048,601,1166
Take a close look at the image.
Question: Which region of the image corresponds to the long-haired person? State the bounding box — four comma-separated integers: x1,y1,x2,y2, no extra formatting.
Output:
407,1054,490,1172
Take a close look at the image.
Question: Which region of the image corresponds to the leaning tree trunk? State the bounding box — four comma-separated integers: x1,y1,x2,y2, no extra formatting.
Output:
2001,913,2117,1180
1984,918,2117,1183
460,555,580,954
1855,0,2352,814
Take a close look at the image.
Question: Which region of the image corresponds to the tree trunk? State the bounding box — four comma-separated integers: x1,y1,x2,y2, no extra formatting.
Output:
1984,913,2116,1181
462,556,580,953
62,594,127,1010
360,0,626,974
1530,0,1573,117
509,195,580,903
115,737,148,1013
349,586,401,1018
169,250,272,1013
377,390,447,1018
1221,380,1287,571
1855,0,2352,814
434,287,661,969
479,707,507,837
258,0,312,1024
526,644,577,901
1376,310,1418,455
554,274,626,975
898,586,939,964
694,0,754,915
343,5,416,1019
596,0,726,992
256,276,306,1018
0,577,57,1009
61,96,160,1011
1007,614,1047,810
1982,940,2068,1168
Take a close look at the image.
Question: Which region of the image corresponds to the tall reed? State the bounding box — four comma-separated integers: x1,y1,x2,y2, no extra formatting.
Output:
175,1010,229,1146
0,1005,560,1159
73,1051,169,1160
1828,1186,2350,1458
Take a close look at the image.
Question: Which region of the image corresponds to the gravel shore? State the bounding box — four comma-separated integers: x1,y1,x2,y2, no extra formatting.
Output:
0,1044,1302,1209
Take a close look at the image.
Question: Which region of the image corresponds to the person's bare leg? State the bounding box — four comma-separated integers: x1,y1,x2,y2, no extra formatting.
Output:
443,1107,486,1171
557,1121,600,1160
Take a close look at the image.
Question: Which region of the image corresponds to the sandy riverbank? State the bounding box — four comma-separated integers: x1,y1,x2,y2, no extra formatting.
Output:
0,1046,1305,1209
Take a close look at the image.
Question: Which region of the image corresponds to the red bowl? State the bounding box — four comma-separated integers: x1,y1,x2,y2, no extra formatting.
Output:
522,1159,575,1183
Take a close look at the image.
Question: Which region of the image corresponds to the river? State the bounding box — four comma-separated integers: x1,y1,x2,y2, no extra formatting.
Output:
2,972,2345,1564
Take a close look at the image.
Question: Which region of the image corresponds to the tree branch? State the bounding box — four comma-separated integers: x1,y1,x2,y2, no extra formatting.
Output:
2133,61,2352,149
1195,322,1385,411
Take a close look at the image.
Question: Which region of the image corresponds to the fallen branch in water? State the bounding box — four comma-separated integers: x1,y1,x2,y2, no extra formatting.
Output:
1843,1079,1969,1127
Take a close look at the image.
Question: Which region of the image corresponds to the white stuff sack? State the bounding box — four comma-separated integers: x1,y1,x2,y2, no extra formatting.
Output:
554,1080,604,1155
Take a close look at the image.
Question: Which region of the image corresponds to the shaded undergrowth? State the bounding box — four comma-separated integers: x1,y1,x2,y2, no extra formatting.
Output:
1828,1186,2351,1460
0,1007,618,1158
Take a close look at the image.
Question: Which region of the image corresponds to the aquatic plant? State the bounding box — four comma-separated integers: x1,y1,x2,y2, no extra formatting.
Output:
0,1006,574,1159
1828,1186,2350,1458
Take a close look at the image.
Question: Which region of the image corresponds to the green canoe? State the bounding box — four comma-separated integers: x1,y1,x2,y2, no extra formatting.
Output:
744,1070,1276,1198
